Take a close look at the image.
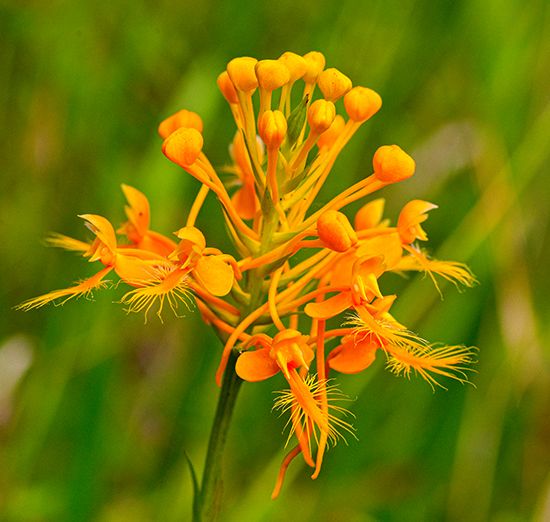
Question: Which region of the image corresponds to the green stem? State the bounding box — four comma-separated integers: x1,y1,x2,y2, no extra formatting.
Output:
194,204,278,521
196,351,243,522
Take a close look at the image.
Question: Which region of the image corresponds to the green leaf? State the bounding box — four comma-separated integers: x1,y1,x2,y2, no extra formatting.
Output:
184,451,201,522
286,95,309,148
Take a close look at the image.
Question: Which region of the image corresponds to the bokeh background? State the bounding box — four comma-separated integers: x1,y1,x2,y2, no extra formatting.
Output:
2,1,549,520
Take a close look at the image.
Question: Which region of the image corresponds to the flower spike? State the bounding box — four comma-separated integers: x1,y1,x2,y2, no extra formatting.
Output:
20,50,477,502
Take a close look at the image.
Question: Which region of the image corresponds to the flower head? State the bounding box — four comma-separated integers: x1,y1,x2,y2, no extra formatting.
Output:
20,50,477,500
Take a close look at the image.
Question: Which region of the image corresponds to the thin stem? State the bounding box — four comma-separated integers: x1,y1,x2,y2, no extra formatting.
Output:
195,183,279,520
196,351,243,522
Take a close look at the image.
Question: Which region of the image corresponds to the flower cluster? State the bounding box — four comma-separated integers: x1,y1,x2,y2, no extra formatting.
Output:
19,51,476,497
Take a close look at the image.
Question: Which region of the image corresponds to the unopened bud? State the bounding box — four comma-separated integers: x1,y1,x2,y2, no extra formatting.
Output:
344,86,382,122
227,57,258,92
307,99,336,134
317,68,352,101
317,114,345,150
317,210,358,252
373,145,415,183
258,110,287,149
278,52,307,82
303,51,326,83
255,60,290,92
158,110,203,139
162,127,203,167
217,71,239,104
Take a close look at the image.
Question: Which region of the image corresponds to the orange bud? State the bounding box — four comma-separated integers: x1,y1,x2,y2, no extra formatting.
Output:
227,56,258,92
317,210,358,252
344,86,382,122
307,99,336,134
397,200,438,244
373,145,415,183
354,199,385,230
303,51,326,83
162,127,203,167
217,71,239,104
278,52,307,82
255,59,290,91
317,68,352,101
258,110,287,149
317,114,345,150
158,109,204,139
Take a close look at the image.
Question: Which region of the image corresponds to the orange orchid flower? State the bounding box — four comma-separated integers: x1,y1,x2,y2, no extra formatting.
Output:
394,200,476,291
397,199,438,244
120,225,240,319
21,51,478,505
236,329,352,470
17,214,168,311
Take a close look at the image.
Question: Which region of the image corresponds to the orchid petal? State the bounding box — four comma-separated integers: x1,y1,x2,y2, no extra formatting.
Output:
304,292,353,319
236,348,280,382
329,338,378,374
194,256,234,296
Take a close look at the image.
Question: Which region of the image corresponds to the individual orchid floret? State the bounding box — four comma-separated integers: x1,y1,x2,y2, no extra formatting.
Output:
317,67,352,101
397,199,438,244
162,127,204,168
158,109,203,139
302,51,326,84
277,52,307,83
344,86,382,122
227,56,258,93
316,210,358,252
373,144,416,183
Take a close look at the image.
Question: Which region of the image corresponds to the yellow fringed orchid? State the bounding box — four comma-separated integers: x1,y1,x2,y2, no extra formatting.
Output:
20,51,478,503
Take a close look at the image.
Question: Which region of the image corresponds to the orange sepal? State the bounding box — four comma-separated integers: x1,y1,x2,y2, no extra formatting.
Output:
114,253,160,287
194,256,234,296
397,200,438,244
329,253,356,287
120,184,151,240
329,337,378,374
231,182,259,220
139,231,177,257
356,233,403,270
79,214,118,253
236,347,280,382
354,198,385,230
304,292,353,320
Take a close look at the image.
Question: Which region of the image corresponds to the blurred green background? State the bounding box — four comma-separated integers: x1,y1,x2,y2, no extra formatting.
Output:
2,0,549,520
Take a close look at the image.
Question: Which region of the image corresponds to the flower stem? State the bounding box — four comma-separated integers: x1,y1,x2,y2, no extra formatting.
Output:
194,205,278,521
196,350,243,522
